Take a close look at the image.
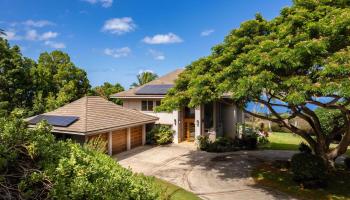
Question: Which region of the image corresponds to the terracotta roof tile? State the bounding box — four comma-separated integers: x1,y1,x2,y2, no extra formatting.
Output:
28,96,158,135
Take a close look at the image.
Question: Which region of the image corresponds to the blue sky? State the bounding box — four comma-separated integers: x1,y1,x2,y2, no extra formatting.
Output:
1,0,291,88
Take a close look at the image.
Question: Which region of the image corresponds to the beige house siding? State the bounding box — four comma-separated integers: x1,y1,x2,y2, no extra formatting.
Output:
122,99,174,125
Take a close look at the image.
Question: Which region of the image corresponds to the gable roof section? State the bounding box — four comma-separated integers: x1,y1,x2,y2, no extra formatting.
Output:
27,96,158,135
111,68,184,99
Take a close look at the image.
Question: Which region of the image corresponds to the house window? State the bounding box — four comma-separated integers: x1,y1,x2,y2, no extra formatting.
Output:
204,102,214,129
142,100,154,111
155,101,161,107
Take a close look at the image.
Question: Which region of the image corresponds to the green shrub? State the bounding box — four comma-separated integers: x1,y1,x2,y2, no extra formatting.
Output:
242,134,258,150
197,135,210,150
291,153,327,188
257,136,269,145
150,125,174,145
197,136,240,152
298,142,312,154
83,135,108,153
0,118,161,199
344,157,350,170
207,137,236,152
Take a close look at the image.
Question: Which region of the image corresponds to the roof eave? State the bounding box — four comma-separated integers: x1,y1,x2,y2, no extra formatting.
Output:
110,95,165,99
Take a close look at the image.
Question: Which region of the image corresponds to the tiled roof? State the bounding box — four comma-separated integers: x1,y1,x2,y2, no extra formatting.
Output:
28,96,158,135
111,68,184,98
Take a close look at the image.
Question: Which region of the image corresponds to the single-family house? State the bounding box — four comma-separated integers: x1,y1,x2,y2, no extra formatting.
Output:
111,69,245,143
27,96,158,155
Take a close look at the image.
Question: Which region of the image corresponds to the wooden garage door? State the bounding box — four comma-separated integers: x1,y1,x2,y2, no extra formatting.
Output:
86,133,108,152
131,126,142,149
112,129,127,154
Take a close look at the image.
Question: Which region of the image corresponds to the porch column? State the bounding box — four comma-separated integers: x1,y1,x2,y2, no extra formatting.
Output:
108,131,112,155
142,124,146,145
127,128,131,150
172,110,180,143
195,104,203,141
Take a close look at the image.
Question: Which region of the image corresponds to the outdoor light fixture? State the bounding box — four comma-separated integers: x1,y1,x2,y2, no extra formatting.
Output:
174,119,176,125
196,120,199,127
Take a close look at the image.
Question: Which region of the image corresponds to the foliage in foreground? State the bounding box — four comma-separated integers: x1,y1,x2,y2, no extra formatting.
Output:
0,118,161,200
159,0,350,167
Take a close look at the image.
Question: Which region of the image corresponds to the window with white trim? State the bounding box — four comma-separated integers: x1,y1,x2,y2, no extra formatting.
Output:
141,100,154,111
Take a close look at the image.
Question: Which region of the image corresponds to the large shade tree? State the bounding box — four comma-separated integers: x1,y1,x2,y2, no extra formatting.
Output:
159,0,350,167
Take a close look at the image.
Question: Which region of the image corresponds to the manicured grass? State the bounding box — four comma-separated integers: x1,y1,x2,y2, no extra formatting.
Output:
262,132,305,151
262,132,350,156
252,163,350,200
155,178,201,200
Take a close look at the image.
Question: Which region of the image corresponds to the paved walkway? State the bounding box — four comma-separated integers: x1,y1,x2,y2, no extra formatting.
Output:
114,143,297,200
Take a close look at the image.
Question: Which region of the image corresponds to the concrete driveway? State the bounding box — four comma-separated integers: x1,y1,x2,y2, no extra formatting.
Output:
114,143,297,200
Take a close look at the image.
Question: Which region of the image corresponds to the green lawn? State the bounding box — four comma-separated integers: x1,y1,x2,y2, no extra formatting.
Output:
252,163,350,200
253,132,350,200
262,132,350,156
155,178,201,200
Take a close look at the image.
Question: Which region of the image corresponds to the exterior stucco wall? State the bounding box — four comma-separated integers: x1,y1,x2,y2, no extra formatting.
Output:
122,99,174,125
121,98,245,142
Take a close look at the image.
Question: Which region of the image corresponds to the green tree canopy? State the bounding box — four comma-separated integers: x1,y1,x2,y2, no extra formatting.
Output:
0,38,35,117
131,71,158,88
160,0,350,166
89,82,124,104
31,51,90,114
0,37,90,117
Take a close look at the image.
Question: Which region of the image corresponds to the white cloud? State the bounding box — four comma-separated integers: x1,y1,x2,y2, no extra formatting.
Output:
4,30,22,41
83,0,113,8
23,20,54,27
201,29,214,36
39,31,58,40
102,17,136,35
142,33,183,44
104,47,131,58
44,41,66,49
148,49,165,60
25,30,58,41
25,29,38,40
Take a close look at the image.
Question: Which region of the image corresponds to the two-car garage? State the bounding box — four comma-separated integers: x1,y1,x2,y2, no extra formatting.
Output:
27,96,158,156
110,125,143,154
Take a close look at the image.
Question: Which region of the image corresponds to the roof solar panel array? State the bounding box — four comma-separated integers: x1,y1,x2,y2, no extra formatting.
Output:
28,115,79,127
135,84,174,95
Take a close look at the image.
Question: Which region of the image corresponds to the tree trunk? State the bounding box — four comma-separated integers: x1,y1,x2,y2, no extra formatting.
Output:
326,129,350,168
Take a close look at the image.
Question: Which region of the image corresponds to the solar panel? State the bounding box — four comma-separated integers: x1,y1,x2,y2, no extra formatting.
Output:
135,84,174,95
28,115,79,127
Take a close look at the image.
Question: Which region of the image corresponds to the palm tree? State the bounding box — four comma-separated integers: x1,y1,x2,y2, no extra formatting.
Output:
0,29,6,36
131,71,158,88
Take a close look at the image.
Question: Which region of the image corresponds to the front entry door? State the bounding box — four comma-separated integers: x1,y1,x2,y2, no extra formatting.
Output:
183,107,195,141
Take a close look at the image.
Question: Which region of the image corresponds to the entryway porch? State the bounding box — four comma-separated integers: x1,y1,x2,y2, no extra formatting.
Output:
172,100,245,143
